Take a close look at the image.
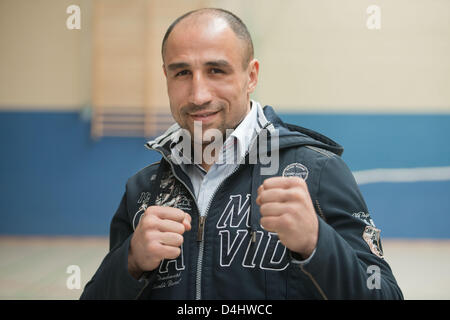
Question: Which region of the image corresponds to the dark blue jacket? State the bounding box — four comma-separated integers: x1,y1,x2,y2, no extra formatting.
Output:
80,106,403,300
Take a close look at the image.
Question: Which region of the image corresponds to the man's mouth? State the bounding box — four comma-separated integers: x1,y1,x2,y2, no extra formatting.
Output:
189,110,220,122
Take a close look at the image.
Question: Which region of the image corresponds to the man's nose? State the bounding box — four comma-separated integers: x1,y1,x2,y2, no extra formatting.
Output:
189,72,212,106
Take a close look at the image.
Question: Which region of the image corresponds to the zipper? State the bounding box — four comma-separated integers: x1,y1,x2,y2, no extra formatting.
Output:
197,216,206,242
149,120,273,300
195,164,242,300
194,121,274,300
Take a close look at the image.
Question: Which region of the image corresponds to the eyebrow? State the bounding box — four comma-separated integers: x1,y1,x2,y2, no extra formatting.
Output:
205,60,232,69
166,60,232,71
167,62,190,71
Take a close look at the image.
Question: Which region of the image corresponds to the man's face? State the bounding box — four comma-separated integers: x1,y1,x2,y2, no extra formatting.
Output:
163,15,258,144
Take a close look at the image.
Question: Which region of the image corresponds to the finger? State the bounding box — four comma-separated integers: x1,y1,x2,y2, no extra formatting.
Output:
256,184,266,206
159,232,184,247
259,202,292,217
257,184,264,195
147,206,186,223
258,187,303,204
157,218,186,234
183,213,192,231
262,176,305,190
159,245,182,260
260,216,279,233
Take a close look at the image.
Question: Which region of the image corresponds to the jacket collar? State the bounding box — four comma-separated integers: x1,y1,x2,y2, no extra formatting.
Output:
146,100,272,164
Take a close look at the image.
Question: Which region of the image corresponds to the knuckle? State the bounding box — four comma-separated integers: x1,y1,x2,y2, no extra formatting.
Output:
261,217,274,231
262,179,272,190
260,220,267,230
144,215,159,230
144,205,158,216
166,247,181,259
175,208,184,215
291,176,304,185
176,210,186,222
259,203,269,216
260,216,267,226
289,188,303,202
147,241,160,254
176,222,186,234
285,203,298,216
169,221,184,234
260,192,270,204
175,234,184,245
172,221,184,234
144,230,157,242
279,214,292,228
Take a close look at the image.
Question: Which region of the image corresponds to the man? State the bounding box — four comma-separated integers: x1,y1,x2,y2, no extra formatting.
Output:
81,8,403,300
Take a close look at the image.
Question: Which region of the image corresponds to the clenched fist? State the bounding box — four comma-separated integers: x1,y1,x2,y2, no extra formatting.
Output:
256,176,318,260
128,206,191,279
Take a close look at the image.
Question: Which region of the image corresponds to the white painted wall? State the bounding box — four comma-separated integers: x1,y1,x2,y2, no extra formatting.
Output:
1,0,449,112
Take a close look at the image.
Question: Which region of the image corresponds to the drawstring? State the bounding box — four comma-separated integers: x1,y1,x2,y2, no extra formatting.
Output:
148,158,168,206
250,161,260,243
139,158,168,283
132,158,168,231
249,126,277,243
249,131,263,243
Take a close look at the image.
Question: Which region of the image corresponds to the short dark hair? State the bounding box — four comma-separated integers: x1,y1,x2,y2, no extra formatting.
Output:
161,8,254,68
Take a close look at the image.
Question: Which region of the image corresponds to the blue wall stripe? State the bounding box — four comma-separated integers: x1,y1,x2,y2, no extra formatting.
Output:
1,111,449,237
360,181,450,239
0,112,160,236
278,113,450,171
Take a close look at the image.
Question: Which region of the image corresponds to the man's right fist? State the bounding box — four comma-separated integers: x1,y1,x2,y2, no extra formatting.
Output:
128,206,191,279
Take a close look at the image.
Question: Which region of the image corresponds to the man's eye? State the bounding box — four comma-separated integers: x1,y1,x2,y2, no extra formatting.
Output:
175,70,190,77
210,68,224,74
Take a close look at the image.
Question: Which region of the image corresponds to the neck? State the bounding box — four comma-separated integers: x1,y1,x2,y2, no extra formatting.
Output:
196,100,253,172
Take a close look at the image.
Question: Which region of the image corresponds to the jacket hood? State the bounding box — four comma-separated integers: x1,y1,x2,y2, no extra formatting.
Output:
262,105,343,156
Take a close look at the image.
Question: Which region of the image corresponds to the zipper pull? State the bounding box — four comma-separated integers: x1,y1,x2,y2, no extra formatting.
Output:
251,230,257,243
197,216,206,242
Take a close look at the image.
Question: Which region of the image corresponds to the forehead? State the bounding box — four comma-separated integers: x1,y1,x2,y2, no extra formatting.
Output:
163,14,246,66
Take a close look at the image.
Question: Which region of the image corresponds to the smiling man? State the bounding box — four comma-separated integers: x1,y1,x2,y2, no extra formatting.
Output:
81,8,403,300
162,9,259,171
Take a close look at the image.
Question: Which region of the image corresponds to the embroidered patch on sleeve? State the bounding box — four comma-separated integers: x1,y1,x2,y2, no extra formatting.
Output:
363,226,384,259
282,163,309,180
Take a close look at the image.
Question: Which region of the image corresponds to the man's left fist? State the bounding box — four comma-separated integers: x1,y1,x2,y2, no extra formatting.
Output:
256,176,318,259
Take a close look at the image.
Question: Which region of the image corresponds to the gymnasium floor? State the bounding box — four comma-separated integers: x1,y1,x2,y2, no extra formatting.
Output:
0,236,449,300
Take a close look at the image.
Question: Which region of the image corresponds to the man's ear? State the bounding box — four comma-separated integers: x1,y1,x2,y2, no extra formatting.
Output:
247,59,259,94
162,64,167,77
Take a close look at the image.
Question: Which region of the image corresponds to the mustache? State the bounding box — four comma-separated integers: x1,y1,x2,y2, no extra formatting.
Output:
181,102,224,115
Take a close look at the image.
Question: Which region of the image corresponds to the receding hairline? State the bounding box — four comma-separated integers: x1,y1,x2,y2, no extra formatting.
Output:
161,8,254,68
